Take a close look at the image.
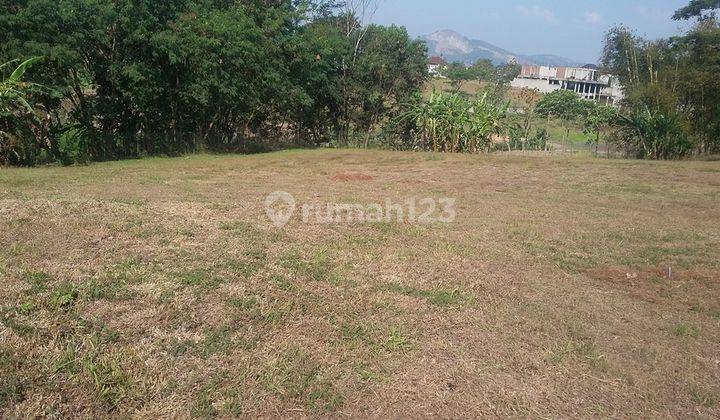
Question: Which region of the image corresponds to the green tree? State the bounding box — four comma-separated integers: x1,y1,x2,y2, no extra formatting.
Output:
601,7,720,155
667,14,720,154
468,59,520,86
582,102,617,156
444,62,474,91
536,90,586,151
350,24,428,147
507,88,544,151
470,59,496,83
673,0,720,20
495,62,521,85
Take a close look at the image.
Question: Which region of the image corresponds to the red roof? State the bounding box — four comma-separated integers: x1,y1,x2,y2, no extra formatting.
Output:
428,56,445,65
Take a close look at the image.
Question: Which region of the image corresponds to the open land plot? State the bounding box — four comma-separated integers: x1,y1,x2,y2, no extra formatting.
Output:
1,149,719,417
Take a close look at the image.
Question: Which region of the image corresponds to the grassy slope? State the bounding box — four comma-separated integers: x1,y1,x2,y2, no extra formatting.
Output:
1,149,719,417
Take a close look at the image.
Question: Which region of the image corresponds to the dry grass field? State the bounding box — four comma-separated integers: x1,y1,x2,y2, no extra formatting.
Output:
1,149,720,418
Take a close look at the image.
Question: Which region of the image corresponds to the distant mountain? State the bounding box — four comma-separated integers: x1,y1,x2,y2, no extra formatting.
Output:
520,54,581,67
421,30,583,67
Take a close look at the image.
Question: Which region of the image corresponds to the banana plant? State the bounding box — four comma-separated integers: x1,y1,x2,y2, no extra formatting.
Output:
1,57,47,165
0,57,43,114
399,89,507,153
468,92,508,153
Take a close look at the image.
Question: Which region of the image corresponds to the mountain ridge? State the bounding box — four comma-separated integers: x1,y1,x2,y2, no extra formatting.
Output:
422,30,583,67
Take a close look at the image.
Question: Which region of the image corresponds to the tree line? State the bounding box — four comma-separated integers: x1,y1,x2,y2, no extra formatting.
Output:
0,0,427,165
601,0,720,158
3,0,719,165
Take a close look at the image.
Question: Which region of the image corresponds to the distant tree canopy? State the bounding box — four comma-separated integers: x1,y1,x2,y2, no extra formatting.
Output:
536,90,586,122
470,60,496,82
443,62,475,89
441,59,520,90
0,0,428,165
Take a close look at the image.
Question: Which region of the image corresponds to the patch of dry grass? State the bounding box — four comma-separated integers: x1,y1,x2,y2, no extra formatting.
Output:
1,149,719,417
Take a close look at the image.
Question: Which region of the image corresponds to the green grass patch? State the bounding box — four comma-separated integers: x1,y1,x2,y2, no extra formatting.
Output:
336,319,411,356
190,375,245,418
547,339,608,371
262,347,344,413
199,325,236,357
379,283,475,307
48,283,80,312
0,308,36,337
0,349,25,411
53,332,140,410
226,249,267,278
691,388,718,408
280,249,340,284
106,257,148,285
219,221,261,237
191,380,220,418
161,325,243,359
674,324,700,338
269,274,296,291
382,326,412,353
175,269,226,291
22,270,52,294
227,294,297,326
82,278,136,302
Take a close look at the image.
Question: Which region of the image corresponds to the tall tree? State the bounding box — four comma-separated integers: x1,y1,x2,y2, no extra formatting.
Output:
673,0,720,20
351,24,428,147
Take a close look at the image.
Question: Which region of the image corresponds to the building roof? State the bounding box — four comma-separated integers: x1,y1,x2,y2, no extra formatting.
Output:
428,56,445,65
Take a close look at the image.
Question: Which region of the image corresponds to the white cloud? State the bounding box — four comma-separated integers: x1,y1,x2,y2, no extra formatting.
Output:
516,4,558,24
583,11,604,25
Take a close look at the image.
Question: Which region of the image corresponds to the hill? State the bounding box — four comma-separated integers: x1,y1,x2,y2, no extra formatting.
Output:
422,29,582,66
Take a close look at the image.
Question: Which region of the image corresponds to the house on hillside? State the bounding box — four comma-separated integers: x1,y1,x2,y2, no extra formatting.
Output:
510,64,624,105
428,56,446,76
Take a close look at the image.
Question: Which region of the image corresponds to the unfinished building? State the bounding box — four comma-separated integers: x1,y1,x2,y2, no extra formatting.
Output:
511,64,623,105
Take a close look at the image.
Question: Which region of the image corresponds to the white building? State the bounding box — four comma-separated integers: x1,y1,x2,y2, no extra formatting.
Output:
511,64,624,105
428,56,446,77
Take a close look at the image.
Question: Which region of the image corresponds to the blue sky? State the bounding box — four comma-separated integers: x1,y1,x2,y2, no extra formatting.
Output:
373,0,692,63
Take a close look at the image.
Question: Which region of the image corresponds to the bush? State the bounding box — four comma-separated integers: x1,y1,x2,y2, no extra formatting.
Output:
615,106,693,159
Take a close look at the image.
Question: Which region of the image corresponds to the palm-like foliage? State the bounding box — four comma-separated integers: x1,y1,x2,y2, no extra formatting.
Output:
616,106,692,159
401,91,507,153
1,57,45,165
0,57,42,114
